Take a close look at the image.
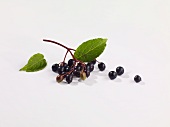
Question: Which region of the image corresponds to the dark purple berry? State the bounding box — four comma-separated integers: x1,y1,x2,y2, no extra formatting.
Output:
76,65,82,71
63,62,68,67
116,66,124,76
66,74,73,84
108,71,117,80
87,63,94,72
52,64,59,72
134,75,141,83
64,66,70,72
98,62,106,71
73,69,80,77
85,70,90,78
58,66,65,75
85,64,91,72
68,59,76,67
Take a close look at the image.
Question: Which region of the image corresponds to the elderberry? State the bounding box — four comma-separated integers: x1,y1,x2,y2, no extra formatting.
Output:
58,66,65,75
87,63,94,72
134,75,141,83
68,59,76,67
66,74,73,84
108,71,117,80
116,66,124,76
52,64,59,72
98,62,106,71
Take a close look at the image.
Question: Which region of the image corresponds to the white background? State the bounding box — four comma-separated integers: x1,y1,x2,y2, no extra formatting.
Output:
0,0,170,127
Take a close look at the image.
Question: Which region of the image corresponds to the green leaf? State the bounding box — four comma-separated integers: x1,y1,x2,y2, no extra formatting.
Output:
74,38,107,62
19,53,47,72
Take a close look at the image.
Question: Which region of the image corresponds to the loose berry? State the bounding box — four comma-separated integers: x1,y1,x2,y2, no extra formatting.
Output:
116,66,124,76
108,71,117,80
66,74,73,84
98,62,106,71
52,64,59,72
68,59,76,67
64,66,70,72
134,75,141,83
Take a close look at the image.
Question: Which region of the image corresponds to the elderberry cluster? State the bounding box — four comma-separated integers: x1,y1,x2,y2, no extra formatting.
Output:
52,59,106,84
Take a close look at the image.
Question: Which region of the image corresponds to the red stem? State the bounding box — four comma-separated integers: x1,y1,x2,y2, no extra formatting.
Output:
43,39,71,50
43,39,87,72
63,50,68,63
96,59,100,63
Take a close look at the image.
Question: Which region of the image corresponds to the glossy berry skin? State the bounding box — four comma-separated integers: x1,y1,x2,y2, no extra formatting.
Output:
134,75,141,83
85,70,90,78
76,65,82,71
98,62,106,71
64,66,70,72
68,59,76,67
116,66,124,76
61,62,68,67
108,71,117,80
66,74,73,84
73,69,80,77
52,64,59,72
58,66,65,75
87,63,94,72
85,64,91,72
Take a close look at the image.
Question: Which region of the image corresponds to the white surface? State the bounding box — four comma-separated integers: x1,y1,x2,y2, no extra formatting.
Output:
0,0,170,127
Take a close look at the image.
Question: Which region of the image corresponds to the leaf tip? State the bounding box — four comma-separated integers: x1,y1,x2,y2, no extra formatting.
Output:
19,67,24,71
103,38,108,42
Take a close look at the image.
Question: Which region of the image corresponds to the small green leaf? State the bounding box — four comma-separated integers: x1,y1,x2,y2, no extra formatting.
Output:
20,53,47,72
74,38,107,62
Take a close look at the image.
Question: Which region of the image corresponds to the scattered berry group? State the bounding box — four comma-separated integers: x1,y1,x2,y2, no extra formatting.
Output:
108,66,142,83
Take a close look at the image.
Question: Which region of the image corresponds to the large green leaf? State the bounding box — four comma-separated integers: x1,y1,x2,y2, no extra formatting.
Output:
19,53,47,72
74,38,107,62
